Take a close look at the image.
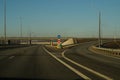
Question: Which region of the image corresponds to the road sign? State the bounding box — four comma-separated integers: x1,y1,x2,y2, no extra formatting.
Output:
57,35,61,39
57,35,62,49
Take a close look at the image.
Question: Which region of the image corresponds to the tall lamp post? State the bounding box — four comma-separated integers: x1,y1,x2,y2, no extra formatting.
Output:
20,17,22,44
98,11,102,48
29,32,31,45
20,17,22,38
4,0,6,45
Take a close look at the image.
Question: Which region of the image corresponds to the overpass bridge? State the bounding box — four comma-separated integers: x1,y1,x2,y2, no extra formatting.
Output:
0,37,67,45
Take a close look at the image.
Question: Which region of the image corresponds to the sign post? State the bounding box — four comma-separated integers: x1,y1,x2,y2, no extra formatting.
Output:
50,40,53,46
57,35,62,49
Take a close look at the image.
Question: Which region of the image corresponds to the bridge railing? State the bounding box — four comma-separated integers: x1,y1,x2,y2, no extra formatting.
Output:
90,46,120,57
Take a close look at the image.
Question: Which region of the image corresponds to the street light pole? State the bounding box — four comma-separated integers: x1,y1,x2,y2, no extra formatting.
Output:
19,17,23,45
98,11,102,48
4,0,6,44
29,32,31,45
20,17,22,38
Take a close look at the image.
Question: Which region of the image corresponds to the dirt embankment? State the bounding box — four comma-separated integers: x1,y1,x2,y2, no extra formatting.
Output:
102,41,120,49
76,38,97,43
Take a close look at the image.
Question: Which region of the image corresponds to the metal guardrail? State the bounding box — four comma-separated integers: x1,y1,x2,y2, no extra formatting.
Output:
90,46,120,57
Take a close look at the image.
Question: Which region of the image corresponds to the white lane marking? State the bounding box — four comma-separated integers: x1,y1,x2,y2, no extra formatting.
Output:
9,56,15,59
43,47,91,80
62,50,113,80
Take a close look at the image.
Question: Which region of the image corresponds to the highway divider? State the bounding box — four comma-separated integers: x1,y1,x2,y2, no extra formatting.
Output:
89,46,120,57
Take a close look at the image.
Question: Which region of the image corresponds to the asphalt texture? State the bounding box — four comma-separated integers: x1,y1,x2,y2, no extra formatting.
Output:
0,45,81,80
64,42,120,80
46,41,120,80
0,41,120,80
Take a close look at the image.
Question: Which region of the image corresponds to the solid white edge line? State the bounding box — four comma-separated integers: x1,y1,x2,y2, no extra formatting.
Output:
62,50,113,80
43,47,91,80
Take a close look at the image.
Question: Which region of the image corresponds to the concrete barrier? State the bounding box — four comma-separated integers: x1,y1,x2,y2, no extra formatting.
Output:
62,38,75,46
89,46,120,57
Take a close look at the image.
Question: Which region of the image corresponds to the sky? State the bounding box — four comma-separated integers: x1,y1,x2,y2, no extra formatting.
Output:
0,0,120,38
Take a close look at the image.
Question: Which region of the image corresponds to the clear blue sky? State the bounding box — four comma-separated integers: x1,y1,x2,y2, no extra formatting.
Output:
0,0,120,38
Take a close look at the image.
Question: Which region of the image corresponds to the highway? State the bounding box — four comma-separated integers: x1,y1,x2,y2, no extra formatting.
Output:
0,41,120,80
0,45,81,80
45,41,120,80
64,42,120,80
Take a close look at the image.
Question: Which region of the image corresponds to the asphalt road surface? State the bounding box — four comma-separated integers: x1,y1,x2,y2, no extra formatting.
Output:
45,41,120,80
0,45,82,80
64,42,120,80
0,41,120,80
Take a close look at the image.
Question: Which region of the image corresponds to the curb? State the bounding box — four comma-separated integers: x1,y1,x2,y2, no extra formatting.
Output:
89,46,120,58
